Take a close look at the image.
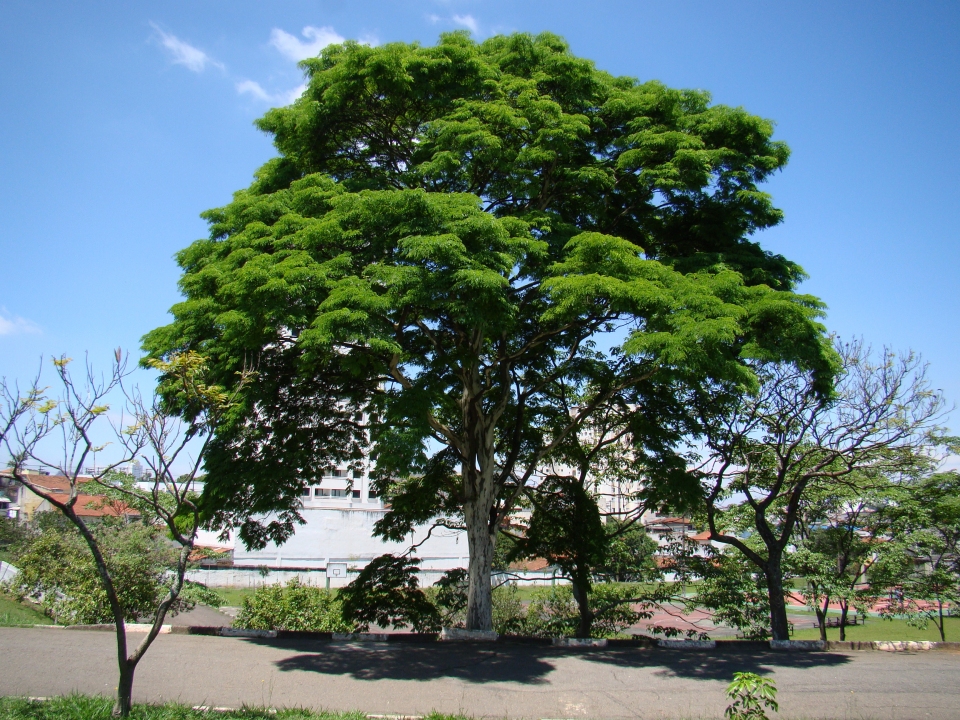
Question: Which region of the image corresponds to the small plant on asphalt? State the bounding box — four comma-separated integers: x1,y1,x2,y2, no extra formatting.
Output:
724,672,778,720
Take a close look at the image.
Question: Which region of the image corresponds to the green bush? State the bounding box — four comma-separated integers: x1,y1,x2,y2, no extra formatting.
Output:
234,578,351,632
5,517,209,625
522,585,640,638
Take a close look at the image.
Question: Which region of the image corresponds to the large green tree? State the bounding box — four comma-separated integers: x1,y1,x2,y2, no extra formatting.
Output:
144,32,832,630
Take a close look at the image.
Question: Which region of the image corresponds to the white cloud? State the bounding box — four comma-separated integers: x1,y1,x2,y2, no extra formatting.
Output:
0,308,40,336
236,80,273,102
452,14,479,34
236,80,307,106
270,26,346,62
151,23,223,72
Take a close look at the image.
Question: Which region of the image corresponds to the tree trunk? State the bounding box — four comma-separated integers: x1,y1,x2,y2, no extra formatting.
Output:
937,599,945,642
816,594,829,643
113,661,135,718
839,600,849,641
765,557,790,641
464,498,494,631
571,579,593,638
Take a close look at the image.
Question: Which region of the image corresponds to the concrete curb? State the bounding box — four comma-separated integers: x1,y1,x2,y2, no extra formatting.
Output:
771,639,825,651
657,639,717,649
440,627,498,642
64,624,171,634
333,632,391,642
553,637,608,647
219,627,276,638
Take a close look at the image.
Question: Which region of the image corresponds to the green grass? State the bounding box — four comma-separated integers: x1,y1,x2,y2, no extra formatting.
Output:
0,549,14,565
214,586,262,607
791,615,960,642
0,593,50,626
0,695,469,720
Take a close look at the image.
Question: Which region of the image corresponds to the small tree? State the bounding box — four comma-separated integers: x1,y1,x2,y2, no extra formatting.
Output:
790,473,891,640
870,472,960,641
1,352,247,717
683,340,946,640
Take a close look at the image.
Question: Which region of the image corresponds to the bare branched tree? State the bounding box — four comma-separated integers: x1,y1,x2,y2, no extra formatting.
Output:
689,339,947,640
1,351,250,717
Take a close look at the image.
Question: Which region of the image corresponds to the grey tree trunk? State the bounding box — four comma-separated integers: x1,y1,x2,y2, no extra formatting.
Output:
839,600,849,641
464,497,495,631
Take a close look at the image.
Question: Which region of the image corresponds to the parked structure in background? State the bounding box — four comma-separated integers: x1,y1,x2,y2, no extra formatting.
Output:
0,470,139,523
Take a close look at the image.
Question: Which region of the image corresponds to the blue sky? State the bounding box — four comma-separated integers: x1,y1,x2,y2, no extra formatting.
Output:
1,1,958,436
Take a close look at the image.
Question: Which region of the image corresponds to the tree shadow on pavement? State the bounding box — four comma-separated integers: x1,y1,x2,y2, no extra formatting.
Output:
262,639,852,685
581,647,853,682
267,640,557,684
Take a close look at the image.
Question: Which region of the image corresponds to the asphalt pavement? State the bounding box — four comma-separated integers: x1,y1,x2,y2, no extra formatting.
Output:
1,627,958,719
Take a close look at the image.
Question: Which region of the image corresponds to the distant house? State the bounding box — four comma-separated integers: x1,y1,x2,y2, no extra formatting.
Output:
0,471,140,523
0,491,18,519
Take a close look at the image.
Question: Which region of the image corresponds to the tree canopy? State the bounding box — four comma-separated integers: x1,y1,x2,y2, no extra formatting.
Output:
144,32,834,630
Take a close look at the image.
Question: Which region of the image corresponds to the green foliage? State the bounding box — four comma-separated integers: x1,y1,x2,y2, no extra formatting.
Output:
0,592,50,626
429,567,469,627
0,515,29,550
724,672,778,720
670,541,772,640
5,519,202,625
869,472,960,641
338,554,441,632
233,577,350,632
510,478,607,594
178,580,223,609
598,521,661,582
143,31,833,562
426,573,529,635
522,585,642,638
0,693,381,719
490,583,528,635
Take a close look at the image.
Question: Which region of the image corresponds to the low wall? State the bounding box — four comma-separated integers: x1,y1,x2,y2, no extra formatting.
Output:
186,566,568,589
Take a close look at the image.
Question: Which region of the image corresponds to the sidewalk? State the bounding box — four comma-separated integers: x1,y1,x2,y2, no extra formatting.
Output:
2,627,958,718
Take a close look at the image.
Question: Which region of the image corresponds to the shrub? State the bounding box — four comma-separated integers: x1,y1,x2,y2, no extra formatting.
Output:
491,583,527,635
522,585,641,638
724,672,778,720
6,517,208,625
338,555,440,632
234,578,351,632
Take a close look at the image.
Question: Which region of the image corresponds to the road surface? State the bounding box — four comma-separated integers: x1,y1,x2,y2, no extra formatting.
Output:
1,627,957,719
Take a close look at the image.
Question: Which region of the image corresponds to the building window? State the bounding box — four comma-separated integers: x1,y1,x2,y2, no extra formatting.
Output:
330,489,345,498
368,488,379,499
331,469,346,478
302,487,311,497
352,490,361,499
352,469,363,479
314,488,330,497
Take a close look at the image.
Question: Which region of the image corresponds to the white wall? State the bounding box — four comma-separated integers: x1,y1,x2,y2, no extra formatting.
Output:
232,507,468,571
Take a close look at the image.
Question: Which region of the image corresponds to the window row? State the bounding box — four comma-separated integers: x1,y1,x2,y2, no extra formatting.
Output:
324,469,364,479
300,487,379,499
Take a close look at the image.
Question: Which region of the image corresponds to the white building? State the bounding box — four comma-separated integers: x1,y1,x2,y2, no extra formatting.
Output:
231,462,467,573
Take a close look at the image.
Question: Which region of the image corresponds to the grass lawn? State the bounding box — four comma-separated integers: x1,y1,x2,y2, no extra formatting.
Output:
214,586,262,606
0,593,50,626
791,615,960,642
0,695,467,720
0,549,13,564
